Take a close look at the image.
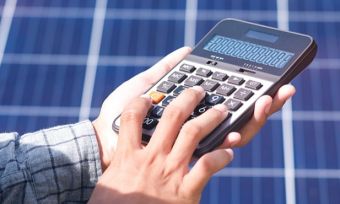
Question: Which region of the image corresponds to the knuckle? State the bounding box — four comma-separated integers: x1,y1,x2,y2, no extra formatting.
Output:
120,109,143,123
181,122,202,137
163,105,185,120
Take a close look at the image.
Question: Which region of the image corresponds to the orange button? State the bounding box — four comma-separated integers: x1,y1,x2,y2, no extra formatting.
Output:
149,91,165,104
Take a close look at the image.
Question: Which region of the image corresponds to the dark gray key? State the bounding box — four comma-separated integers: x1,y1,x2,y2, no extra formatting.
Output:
224,99,242,111
245,80,262,90
193,104,210,116
184,75,204,87
211,71,228,81
143,117,158,130
151,106,164,118
216,84,236,96
205,94,225,105
228,76,245,85
162,96,175,106
179,64,196,73
156,81,176,93
168,71,187,83
173,85,186,96
201,80,219,91
196,68,212,77
234,88,254,101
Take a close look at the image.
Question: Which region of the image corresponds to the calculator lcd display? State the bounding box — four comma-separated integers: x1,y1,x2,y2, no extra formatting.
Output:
203,35,294,69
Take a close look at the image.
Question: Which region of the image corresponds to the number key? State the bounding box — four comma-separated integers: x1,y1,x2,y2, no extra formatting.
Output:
143,117,158,130
205,94,225,105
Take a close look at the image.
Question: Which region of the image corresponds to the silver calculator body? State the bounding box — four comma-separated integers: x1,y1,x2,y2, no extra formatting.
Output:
113,18,317,157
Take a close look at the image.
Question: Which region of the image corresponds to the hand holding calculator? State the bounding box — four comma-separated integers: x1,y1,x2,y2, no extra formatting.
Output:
112,19,317,157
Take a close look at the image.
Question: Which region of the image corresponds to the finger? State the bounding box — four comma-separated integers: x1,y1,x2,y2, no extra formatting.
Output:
218,132,241,149
236,95,273,146
118,95,152,150
268,84,296,114
169,104,229,164
140,47,192,84
147,86,205,154
183,149,234,196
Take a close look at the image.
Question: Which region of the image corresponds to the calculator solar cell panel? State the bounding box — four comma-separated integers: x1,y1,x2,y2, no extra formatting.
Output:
0,0,339,204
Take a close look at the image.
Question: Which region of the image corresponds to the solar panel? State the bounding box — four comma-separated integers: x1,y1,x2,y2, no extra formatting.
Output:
0,0,339,203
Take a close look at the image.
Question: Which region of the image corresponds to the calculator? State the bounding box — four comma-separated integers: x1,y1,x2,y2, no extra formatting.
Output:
113,18,317,157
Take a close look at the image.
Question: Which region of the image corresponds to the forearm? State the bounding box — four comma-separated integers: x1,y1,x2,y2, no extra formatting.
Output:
0,120,102,203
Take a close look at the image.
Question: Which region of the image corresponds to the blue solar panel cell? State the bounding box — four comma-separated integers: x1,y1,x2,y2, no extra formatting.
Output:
201,177,286,204
100,19,185,56
198,0,276,10
294,121,340,169
0,115,79,135
6,17,92,54
0,64,85,107
296,178,340,204
290,0,340,11
107,0,185,9
16,0,95,8
292,69,340,111
290,22,340,59
230,120,284,168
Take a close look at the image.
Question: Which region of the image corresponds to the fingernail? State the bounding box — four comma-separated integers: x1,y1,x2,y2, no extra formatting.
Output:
141,94,152,101
228,133,241,147
213,104,228,114
191,86,205,96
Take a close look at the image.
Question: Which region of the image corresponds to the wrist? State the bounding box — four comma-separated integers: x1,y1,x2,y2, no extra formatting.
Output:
92,118,117,171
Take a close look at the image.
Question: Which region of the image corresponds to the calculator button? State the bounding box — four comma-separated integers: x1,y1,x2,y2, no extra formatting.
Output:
196,68,212,77
193,104,210,116
211,71,228,81
173,85,186,96
184,75,204,87
168,71,187,83
205,94,225,105
179,64,196,73
162,96,176,106
151,106,164,118
216,84,236,96
228,76,245,85
245,80,262,90
143,117,158,130
201,80,220,92
224,99,243,111
149,91,165,104
156,81,176,93
234,88,254,101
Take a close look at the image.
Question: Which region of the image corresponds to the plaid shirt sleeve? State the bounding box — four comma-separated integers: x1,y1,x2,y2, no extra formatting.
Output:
0,120,102,203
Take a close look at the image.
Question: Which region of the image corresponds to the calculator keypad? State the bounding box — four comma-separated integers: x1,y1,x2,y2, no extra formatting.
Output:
141,62,267,133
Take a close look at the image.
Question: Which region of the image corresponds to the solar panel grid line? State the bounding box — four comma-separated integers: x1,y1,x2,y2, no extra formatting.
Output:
1,53,340,70
215,168,340,179
0,0,17,67
79,0,107,121
184,0,197,47
2,7,340,22
277,0,297,204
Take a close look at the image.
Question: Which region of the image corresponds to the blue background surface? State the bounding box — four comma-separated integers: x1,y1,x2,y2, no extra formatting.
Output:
0,0,339,203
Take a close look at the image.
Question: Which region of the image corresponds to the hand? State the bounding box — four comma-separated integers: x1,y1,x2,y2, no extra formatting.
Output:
92,47,193,170
92,46,296,170
89,87,234,204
